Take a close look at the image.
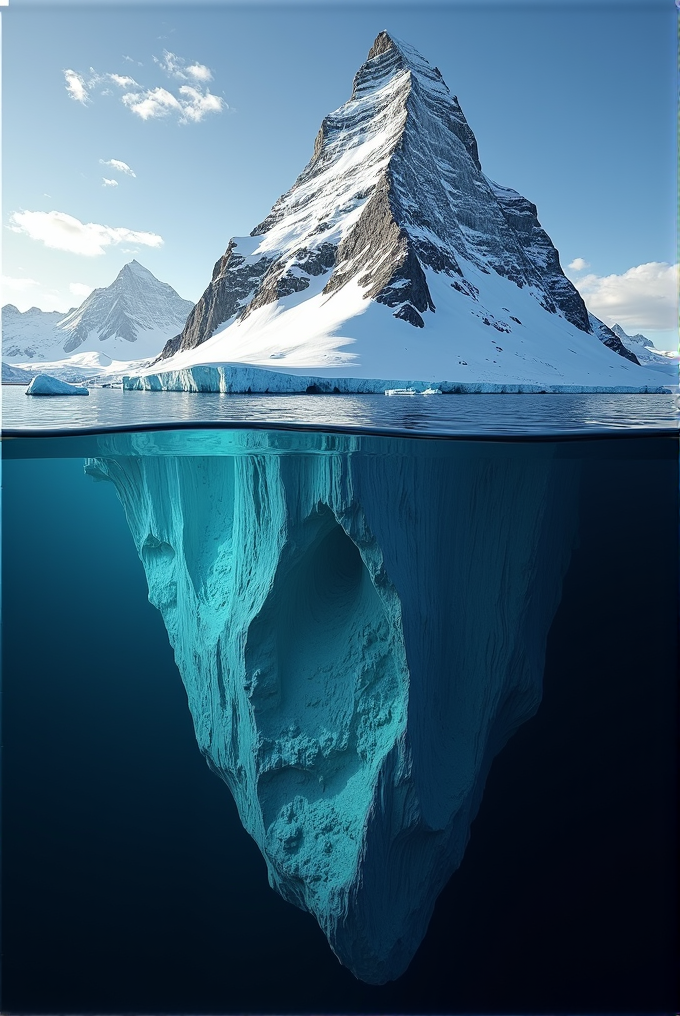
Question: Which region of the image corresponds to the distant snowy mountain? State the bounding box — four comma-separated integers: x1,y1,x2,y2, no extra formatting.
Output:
2,305,71,361
610,324,678,380
2,361,35,383
3,261,193,364
144,32,667,391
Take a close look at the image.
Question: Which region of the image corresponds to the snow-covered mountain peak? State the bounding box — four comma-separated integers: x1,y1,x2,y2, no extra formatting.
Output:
116,259,157,283
145,34,669,391
3,262,194,364
611,323,655,350
56,261,193,354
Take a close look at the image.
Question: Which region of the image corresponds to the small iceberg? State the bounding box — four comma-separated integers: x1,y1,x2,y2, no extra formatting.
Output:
26,374,89,396
384,387,442,396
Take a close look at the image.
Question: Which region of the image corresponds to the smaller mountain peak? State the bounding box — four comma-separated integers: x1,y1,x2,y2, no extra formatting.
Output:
117,260,155,281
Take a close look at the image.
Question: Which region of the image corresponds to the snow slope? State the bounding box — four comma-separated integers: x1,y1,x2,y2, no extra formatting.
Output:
138,32,667,392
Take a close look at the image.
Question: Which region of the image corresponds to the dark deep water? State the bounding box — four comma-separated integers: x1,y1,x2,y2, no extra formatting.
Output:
1,427,677,1015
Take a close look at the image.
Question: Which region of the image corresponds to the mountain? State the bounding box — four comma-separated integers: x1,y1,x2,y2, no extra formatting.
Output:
612,323,656,352
2,305,72,361
148,32,665,391
610,323,678,379
2,361,35,383
587,314,640,365
3,261,193,363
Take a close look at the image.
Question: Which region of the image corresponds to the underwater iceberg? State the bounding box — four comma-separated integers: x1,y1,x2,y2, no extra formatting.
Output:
86,429,579,983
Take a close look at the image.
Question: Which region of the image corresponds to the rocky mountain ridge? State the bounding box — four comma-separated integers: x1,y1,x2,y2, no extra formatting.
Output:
153,30,657,392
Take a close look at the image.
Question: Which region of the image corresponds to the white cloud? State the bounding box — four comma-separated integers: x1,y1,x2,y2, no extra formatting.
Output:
186,62,212,82
177,84,223,122
155,49,192,80
109,73,140,89
9,210,164,257
69,282,94,299
573,262,678,331
122,82,223,123
102,178,119,187
568,257,590,271
2,275,40,294
100,158,136,177
65,51,223,125
122,86,182,120
63,69,89,104
155,50,214,85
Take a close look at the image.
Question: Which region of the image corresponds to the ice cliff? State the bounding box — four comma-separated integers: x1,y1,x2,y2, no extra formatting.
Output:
87,429,579,983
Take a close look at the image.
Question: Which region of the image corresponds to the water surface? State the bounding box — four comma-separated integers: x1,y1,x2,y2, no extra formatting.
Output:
3,384,678,435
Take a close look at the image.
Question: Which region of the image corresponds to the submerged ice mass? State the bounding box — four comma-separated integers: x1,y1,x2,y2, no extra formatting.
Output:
87,430,579,983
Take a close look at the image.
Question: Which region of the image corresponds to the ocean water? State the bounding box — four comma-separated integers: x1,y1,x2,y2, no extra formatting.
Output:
1,393,678,1014
2,383,679,435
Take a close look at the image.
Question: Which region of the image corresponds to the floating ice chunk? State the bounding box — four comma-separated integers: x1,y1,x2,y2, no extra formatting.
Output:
25,374,89,396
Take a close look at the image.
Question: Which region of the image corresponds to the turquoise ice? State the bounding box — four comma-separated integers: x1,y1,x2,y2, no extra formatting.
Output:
87,429,578,983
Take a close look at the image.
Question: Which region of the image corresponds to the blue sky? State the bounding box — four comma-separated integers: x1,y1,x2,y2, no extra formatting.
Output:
3,0,677,347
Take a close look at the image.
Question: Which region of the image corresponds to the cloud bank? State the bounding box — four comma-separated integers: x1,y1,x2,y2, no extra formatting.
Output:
572,261,678,331
9,210,164,257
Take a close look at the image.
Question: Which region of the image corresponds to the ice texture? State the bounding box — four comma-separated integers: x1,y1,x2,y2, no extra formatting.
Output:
26,373,89,396
87,429,579,983
123,363,669,395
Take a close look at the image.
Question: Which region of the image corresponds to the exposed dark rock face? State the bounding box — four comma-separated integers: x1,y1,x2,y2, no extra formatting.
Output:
588,314,641,365
159,30,613,362
159,242,274,359
488,183,590,330
323,182,435,321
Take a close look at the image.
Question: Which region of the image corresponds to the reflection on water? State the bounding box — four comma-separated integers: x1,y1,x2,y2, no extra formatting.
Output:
2,384,679,435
